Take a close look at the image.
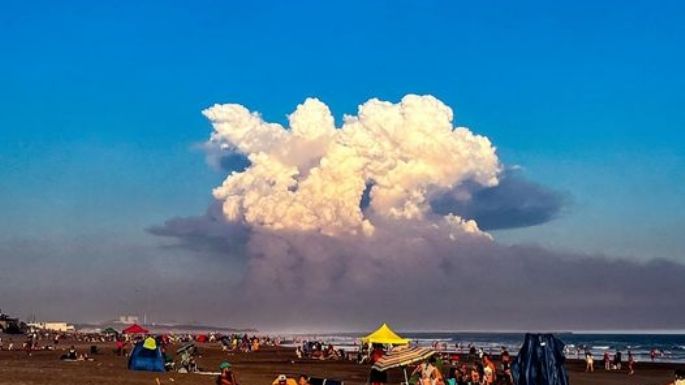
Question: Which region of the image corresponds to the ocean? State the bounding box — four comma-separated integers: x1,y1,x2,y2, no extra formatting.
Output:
282,332,685,364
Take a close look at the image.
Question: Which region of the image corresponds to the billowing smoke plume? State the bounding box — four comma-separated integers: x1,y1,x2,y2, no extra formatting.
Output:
204,95,499,238
148,94,685,331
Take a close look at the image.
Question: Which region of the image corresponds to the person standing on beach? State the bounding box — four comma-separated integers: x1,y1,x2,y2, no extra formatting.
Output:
24,336,33,357
628,351,635,376
482,355,496,384
115,338,124,356
603,351,610,370
369,345,387,385
412,357,440,385
585,351,594,372
614,350,622,370
500,347,513,383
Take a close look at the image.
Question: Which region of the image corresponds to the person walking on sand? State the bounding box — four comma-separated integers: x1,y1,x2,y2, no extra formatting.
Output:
585,351,594,372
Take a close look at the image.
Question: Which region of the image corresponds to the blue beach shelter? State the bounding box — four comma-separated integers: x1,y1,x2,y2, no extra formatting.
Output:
128,337,165,372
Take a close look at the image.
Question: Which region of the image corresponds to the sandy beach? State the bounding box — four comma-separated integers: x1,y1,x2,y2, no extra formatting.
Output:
0,340,680,385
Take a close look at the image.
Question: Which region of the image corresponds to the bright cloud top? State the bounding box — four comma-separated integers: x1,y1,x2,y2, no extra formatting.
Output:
203,95,501,238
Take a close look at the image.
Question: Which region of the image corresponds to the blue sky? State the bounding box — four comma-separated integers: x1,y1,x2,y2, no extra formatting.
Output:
2,0,684,263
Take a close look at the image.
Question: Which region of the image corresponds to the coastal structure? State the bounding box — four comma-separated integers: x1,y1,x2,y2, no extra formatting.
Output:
27,322,75,332
0,309,25,333
118,315,140,324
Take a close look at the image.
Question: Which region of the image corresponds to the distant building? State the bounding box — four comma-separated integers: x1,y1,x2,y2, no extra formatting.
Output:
27,322,75,332
118,315,140,324
0,310,25,333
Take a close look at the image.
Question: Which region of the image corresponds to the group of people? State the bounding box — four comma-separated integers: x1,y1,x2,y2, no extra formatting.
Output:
296,340,346,360
584,349,636,375
214,360,314,385
57,345,95,361
220,334,280,353
420,353,511,385
367,344,512,385
0,333,62,355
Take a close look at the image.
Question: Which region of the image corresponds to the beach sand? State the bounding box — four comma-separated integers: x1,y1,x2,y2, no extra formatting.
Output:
0,342,679,385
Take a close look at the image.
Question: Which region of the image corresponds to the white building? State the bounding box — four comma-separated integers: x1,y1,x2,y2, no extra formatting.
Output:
28,322,75,332
118,315,139,324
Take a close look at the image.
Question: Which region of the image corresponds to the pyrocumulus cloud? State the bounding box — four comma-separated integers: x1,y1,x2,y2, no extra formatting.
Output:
204,95,499,238
148,94,685,331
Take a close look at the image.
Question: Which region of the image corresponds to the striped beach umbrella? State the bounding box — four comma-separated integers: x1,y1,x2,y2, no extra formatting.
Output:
372,346,436,371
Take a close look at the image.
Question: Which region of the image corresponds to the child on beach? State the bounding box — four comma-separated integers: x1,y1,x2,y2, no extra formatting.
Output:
585,351,594,372
272,374,297,385
216,361,239,385
297,375,310,385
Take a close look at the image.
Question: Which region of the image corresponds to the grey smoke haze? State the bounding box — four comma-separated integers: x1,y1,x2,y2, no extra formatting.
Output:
148,202,249,258
144,210,685,331
0,237,245,326
2,206,683,331
430,169,568,230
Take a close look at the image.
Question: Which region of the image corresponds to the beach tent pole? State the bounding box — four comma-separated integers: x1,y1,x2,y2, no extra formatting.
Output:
403,366,409,385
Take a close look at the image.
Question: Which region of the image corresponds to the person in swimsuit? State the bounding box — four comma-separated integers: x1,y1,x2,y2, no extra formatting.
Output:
412,357,440,385
482,355,496,384
585,351,594,372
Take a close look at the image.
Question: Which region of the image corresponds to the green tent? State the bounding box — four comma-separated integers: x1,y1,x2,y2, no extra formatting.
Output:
102,327,119,335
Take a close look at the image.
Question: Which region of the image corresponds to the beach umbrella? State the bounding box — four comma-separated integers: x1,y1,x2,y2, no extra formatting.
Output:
362,323,410,345
102,327,119,335
122,324,149,334
373,346,436,371
176,343,196,354
372,346,435,384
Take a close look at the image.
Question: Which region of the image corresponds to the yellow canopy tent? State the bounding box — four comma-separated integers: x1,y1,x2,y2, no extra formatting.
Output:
361,323,410,345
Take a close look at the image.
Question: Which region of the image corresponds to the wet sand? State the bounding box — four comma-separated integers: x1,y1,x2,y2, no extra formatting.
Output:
0,341,680,385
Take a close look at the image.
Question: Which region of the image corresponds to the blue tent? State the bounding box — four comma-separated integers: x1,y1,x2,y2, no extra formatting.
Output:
128,337,165,372
512,333,569,385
